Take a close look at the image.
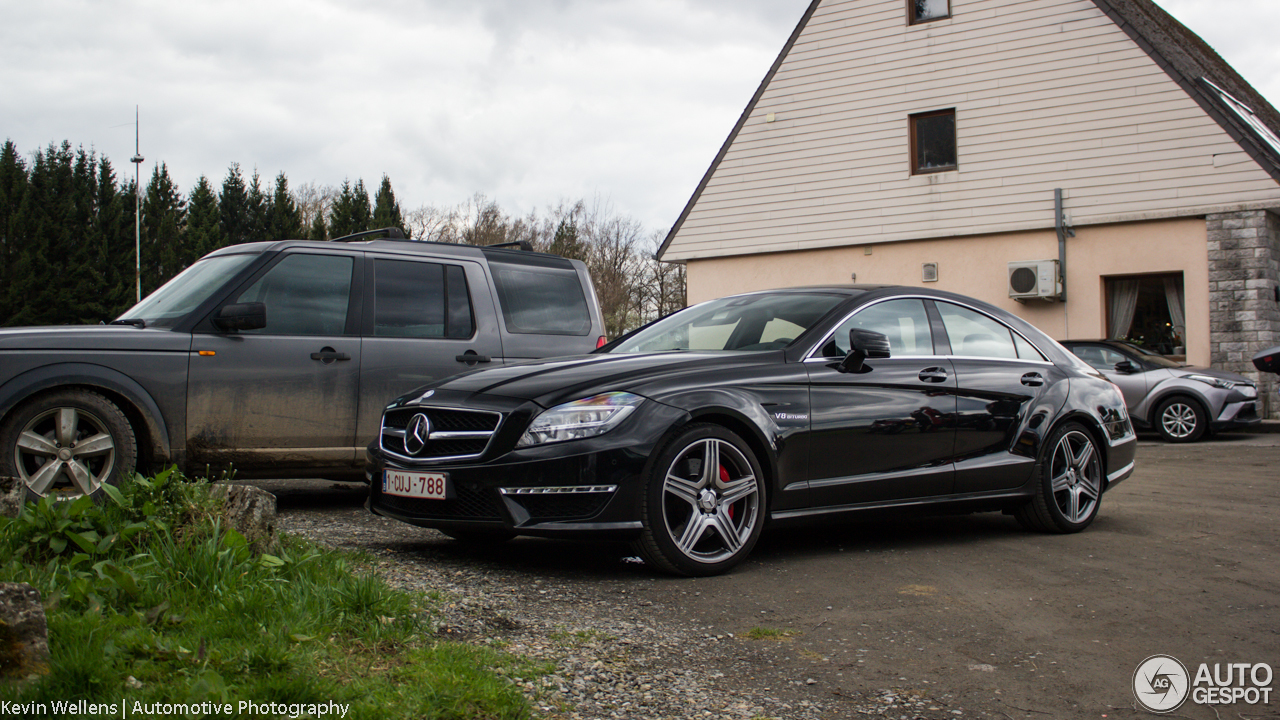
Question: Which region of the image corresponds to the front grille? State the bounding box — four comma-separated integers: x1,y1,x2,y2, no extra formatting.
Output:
380,406,502,462
377,483,504,520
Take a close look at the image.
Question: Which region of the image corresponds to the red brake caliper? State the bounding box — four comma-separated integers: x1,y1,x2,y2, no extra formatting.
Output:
720,465,734,520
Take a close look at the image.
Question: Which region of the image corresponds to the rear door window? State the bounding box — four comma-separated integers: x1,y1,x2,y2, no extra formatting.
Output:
489,261,590,335
373,259,474,339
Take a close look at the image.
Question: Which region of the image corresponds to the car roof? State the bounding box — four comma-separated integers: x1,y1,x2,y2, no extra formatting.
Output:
204,238,579,268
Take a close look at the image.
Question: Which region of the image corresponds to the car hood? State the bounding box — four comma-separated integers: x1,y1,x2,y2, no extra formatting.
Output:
0,325,192,353
1173,366,1254,384
429,351,783,407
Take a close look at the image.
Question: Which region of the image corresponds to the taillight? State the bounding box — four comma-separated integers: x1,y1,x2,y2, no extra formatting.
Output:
596,336,607,348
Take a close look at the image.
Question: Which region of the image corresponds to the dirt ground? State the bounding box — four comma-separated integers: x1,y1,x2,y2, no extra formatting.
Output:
253,430,1280,719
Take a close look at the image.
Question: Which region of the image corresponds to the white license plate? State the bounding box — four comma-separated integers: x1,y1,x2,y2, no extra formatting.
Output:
384,470,450,500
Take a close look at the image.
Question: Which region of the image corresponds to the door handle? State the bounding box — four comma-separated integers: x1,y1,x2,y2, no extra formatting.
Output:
456,351,492,366
310,348,351,364
1021,372,1045,387
918,367,949,383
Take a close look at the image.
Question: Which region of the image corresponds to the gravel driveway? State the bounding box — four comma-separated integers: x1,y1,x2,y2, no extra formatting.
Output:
249,431,1280,720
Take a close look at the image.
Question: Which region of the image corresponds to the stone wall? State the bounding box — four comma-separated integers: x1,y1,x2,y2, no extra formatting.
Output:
1207,209,1280,418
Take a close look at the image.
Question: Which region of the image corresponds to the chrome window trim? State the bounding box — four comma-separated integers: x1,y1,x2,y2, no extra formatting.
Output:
804,294,1052,364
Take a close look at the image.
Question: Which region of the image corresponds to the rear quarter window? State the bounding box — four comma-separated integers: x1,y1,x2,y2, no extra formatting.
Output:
489,262,591,336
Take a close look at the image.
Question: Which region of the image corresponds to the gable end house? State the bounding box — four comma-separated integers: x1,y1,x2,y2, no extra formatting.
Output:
659,0,1280,415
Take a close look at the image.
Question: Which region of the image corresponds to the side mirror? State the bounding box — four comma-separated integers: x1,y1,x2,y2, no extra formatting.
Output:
214,302,266,332
1113,360,1137,374
839,329,891,373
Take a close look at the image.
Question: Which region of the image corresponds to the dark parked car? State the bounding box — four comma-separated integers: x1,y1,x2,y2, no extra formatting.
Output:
1061,340,1259,442
368,286,1136,576
0,232,604,500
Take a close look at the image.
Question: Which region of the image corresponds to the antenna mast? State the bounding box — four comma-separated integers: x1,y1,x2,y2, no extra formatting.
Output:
130,106,144,303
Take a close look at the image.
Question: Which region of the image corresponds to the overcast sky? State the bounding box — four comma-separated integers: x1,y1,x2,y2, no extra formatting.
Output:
3,0,1276,237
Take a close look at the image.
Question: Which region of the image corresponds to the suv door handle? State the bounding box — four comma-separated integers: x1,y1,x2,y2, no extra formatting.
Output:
1021,372,1045,387
918,367,949,383
310,348,351,364
456,351,491,366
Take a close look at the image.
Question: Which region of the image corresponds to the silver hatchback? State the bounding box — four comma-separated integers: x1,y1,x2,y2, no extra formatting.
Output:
1062,340,1259,442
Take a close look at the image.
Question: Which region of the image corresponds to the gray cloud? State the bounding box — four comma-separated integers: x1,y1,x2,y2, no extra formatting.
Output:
2,0,1274,235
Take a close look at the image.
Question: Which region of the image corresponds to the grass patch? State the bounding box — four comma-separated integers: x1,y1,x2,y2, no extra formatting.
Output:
744,626,797,641
0,469,544,718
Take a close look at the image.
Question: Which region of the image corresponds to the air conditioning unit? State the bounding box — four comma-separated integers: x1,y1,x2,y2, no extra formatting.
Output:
1008,260,1062,300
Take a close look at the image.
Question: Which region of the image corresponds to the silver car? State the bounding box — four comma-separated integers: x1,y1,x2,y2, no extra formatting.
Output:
1062,340,1259,442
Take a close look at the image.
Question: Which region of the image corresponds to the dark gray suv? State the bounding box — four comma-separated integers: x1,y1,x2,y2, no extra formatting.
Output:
0,234,605,499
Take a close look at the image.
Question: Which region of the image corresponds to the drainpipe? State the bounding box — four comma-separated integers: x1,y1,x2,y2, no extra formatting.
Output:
1054,188,1073,303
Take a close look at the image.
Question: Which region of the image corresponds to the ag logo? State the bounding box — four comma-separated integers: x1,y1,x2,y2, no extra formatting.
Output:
1134,654,1190,713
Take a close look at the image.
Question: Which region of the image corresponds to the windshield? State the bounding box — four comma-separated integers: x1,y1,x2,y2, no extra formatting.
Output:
609,292,846,354
116,253,259,328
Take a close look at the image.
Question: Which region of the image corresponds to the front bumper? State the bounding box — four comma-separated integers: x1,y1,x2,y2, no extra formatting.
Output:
1213,399,1261,431
367,399,688,539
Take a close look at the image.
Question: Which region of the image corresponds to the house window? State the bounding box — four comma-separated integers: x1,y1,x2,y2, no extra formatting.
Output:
1105,273,1186,357
910,109,957,174
909,0,950,24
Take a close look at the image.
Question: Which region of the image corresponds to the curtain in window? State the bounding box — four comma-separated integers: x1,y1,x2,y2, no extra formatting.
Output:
1163,276,1186,342
1107,279,1140,340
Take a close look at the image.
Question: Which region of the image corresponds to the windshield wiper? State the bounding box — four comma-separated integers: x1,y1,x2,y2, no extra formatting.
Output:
109,318,147,328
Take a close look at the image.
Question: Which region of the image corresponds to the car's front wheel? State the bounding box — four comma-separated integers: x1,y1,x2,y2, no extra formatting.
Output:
633,424,765,576
0,389,137,501
1154,395,1207,443
1015,422,1102,533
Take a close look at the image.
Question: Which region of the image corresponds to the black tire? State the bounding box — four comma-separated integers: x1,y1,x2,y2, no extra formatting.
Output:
438,528,516,544
632,423,766,576
1015,422,1103,533
0,389,137,502
1154,396,1207,443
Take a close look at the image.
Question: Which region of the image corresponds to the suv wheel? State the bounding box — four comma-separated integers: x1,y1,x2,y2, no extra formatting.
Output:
1155,396,1207,443
0,389,137,501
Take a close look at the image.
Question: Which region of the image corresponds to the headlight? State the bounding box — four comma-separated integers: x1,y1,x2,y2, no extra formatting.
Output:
1185,374,1236,390
516,392,645,447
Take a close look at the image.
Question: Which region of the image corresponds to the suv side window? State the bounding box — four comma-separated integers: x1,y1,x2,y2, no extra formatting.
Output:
489,260,591,335
234,253,353,336
823,299,934,357
373,259,474,339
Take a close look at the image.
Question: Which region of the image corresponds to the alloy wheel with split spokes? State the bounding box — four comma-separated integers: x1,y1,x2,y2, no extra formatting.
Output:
634,423,765,576
0,389,137,501
1015,422,1102,533
1155,396,1207,443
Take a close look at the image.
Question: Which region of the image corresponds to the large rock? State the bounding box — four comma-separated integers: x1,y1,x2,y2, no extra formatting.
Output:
0,477,23,519
0,583,50,681
208,484,278,551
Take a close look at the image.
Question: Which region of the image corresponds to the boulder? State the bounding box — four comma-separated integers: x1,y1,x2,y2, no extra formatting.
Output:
0,477,23,519
0,583,50,681
208,483,278,551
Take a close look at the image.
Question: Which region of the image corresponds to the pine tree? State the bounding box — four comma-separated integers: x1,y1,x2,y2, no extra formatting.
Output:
247,170,268,242
186,176,223,263
372,175,405,235
308,211,328,241
328,179,372,239
0,141,29,324
219,164,251,246
92,158,136,319
141,163,187,295
266,172,305,240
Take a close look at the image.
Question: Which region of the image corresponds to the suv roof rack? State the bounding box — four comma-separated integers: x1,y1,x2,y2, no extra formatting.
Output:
487,240,533,251
332,227,407,243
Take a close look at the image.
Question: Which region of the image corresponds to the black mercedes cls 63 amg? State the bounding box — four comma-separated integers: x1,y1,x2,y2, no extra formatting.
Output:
367,286,1136,576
